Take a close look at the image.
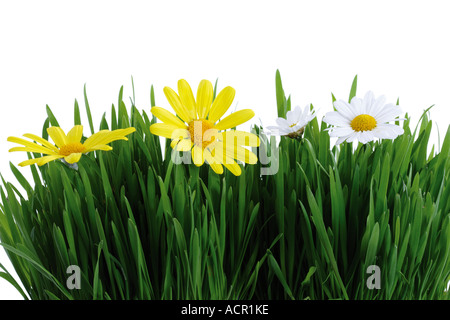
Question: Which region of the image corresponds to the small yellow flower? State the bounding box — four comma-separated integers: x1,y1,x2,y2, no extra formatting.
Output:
150,79,259,176
8,125,136,167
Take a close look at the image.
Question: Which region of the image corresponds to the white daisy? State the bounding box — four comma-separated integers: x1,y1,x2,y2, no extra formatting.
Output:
323,91,404,145
267,104,316,139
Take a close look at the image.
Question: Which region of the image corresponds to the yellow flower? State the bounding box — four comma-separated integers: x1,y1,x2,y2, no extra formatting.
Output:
150,79,259,176
8,125,136,167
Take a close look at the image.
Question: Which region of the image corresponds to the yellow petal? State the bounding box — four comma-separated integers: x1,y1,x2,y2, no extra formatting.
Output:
38,155,64,165
169,128,190,147
111,127,136,141
8,146,57,155
170,138,179,149
47,127,68,148
196,80,213,119
171,138,193,151
226,145,258,164
163,86,194,123
23,133,59,153
210,163,224,174
222,158,242,176
7,136,57,155
66,125,83,144
84,145,113,153
177,79,196,120
221,131,260,147
18,158,42,167
102,127,136,142
208,144,241,176
149,123,179,139
204,148,219,164
151,107,186,128
208,86,236,123
214,109,255,131
204,149,223,174
82,130,110,148
18,155,63,167
64,153,83,164
191,145,205,166
177,140,193,151
83,128,135,150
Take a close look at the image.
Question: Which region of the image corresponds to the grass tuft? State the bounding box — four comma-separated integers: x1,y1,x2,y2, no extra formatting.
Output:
0,73,449,300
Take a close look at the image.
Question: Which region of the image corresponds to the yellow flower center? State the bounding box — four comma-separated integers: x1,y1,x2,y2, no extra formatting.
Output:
188,119,216,149
289,122,298,128
58,142,86,156
350,114,377,132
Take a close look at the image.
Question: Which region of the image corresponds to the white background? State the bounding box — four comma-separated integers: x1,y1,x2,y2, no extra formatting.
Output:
0,0,449,300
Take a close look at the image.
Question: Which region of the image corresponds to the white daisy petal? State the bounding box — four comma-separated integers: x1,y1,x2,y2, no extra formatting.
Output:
267,126,291,135
300,104,309,120
375,113,401,125
266,126,280,132
295,113,308,126
323,112,351,127
371,127,392,139
286,110,295,123
368,94,386,116
280,127,294,134
303,105,316,124
288,106,301,126
382,123,404,135
359,131,374,144
336,136,348,145
334,100,357,120
351,97,364,115
373,124,404,139
276,118,290,128
374,104,403,122
329,126,354,137
306,112,316,124
294,106,303,122
345,132,358,143
290,125,304,133
266,127,283,135
363,91,375,113
364,91,375,103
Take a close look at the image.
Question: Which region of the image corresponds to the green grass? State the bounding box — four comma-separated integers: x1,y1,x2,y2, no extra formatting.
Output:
0,72,449,300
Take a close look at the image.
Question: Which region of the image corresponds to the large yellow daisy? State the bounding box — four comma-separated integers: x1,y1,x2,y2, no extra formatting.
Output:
150,79,259,176
8,125,136,167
